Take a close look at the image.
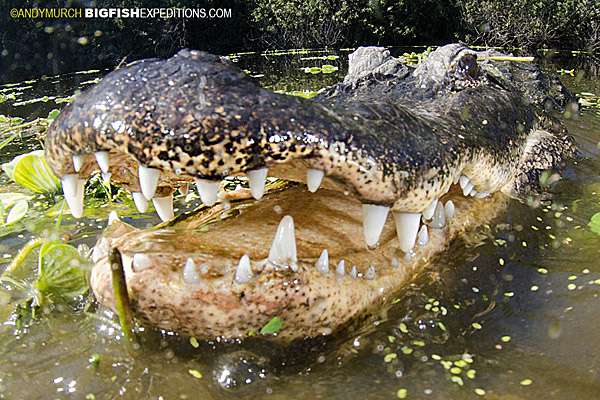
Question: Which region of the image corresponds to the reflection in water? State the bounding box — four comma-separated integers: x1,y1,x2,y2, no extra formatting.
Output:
1,49,600,399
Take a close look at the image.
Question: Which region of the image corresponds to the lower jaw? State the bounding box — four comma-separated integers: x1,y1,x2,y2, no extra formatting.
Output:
90,184,509,342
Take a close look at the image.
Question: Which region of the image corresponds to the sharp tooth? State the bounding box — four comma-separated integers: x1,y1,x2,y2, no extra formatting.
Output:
350,266,358,279
108,211,119,225
234,254,253,284
336,259,345,275
102,172,111,184
444,200,455,219
462,181,474,196
430,201,446,229
268,215,297,266
152,194,174,221
195,178,219,206
179,184,189,196
417,224,429,247
72,155,84,172
64,178,85,218
362,204,390,248
132,253,152,272
315,249,329,273
365,266,376,280
459,175,470,189
422,198,438,220
393,212,421,253
61,174,79,198
94,151,109,173
475,191,489,198
183,258,201,284
306,169,324,192
132,192,149,213
247,168,268,200
138,166,160,200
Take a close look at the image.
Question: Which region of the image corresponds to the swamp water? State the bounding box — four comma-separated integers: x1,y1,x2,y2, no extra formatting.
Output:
0,48,599,399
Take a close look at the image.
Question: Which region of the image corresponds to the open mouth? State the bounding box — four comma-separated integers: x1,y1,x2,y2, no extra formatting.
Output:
44,44,575,341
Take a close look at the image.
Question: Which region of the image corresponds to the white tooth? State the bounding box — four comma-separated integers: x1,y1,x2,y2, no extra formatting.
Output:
64,179,85,218
132,192,149,213
336,259,345,275
315,249,329,274
475,191,489,198
72,155,84,172
152,194,174,222
108,211,119,225
362,204,390,248
61,174,79,198
462,181,474,196
195,178,220,206
268,215,297,266
180,184,189,196
350,266,358,279
234,254,253,284
469,186,477,196
183,258,201,284
365,266,376,280
422,198,438,220
247,168,268,200
306,169,324,193
417,224,429,247
138,166,160,200
94,151,109,173
459,175,470,189
444,200,455,219
430,201,446,229
393,212,421,253
132,253,152,272
102,172,111,184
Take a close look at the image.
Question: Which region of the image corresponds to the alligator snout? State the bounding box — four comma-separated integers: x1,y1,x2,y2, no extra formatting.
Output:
45,44,576,341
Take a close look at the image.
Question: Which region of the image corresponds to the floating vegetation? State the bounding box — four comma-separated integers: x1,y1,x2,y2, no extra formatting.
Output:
260,316,283,334
577,92,600,115
302,64,339,74
2,150,61,194
274,89,319,99
299,55,339,61
401,47,433,65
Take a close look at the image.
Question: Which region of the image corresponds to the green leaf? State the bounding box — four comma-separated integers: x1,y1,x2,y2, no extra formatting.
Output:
589,212,600,235
34,241,89,304
260,316,283,334
47,109,61,122
2,150,61,193
5,199,28,225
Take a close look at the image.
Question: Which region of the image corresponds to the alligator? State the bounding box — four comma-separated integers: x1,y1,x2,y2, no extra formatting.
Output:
44,44,576,342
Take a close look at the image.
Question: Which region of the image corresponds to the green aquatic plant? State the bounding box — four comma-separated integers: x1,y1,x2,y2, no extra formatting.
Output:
1,238,90,330
2,150,61,194
302,64,339,74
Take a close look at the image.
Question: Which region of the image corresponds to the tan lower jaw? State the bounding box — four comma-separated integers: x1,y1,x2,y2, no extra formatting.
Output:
90,184,509,342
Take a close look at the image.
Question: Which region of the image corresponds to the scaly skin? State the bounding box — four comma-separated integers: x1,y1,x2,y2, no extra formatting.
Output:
44,44,576,341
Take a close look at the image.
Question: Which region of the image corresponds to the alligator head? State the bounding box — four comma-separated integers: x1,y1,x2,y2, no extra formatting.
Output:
44,44,576,342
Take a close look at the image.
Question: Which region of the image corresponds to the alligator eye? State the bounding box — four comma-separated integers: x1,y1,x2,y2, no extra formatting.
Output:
457,54,479,79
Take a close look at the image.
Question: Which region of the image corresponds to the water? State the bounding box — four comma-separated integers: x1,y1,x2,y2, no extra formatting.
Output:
1,48,600,399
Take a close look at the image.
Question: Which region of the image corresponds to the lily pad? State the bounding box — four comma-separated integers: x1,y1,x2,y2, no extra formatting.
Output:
35,241,89,304
2,150,61,194
588,212,600,234
5,199,28,225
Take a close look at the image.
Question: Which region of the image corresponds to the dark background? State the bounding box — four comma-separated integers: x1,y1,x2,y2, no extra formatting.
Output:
1,0,598,83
